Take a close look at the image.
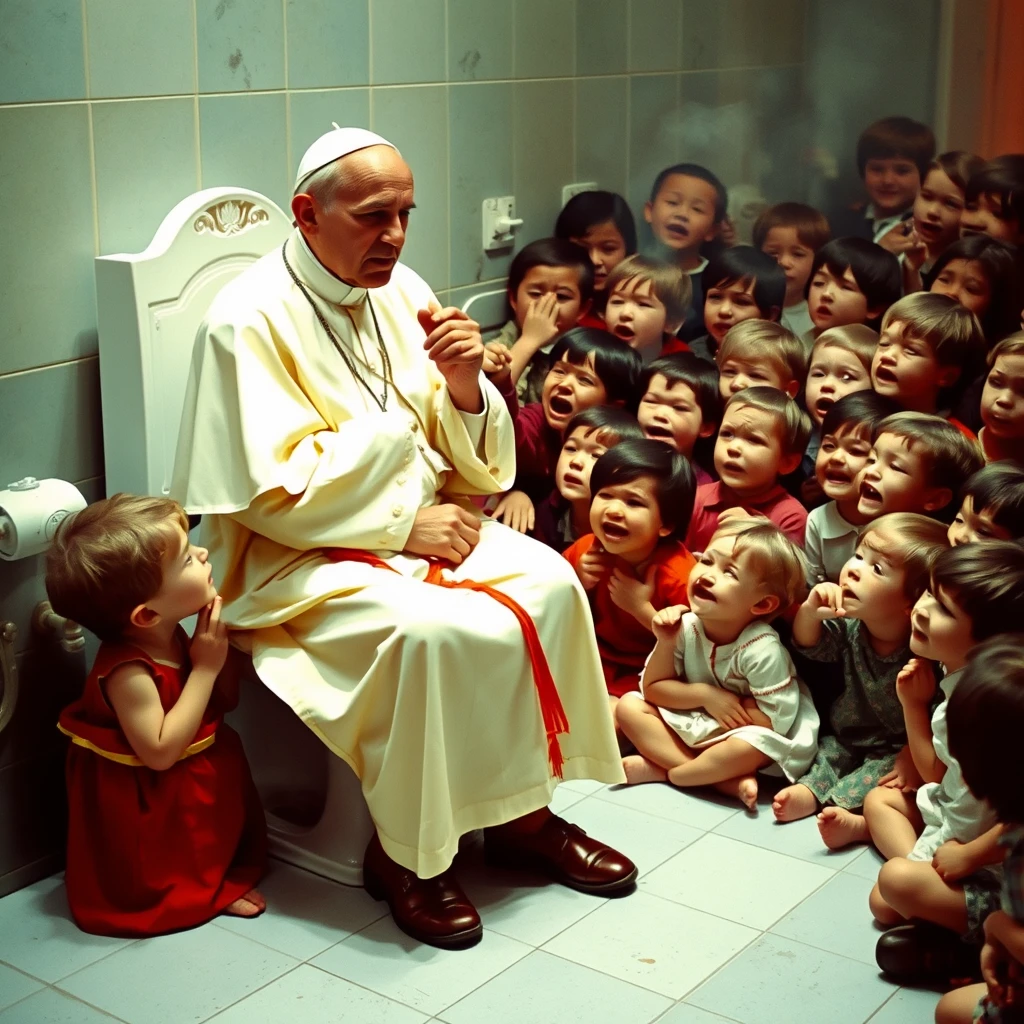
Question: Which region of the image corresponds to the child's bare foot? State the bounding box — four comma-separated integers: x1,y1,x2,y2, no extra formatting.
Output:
223,888,266,918
772,783,818,823
622,755,668,785
737,776,758,810
817,806,869,850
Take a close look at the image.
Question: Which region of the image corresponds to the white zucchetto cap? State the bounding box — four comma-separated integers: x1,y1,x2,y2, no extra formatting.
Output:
293,124,398,193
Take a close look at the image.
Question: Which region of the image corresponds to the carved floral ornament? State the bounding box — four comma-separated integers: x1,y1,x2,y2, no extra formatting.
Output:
193,199,269,236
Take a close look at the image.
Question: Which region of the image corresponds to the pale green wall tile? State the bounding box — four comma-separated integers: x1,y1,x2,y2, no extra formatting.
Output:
286,0,370,88
92,98,198,254
200,93,290,212
576,77,629,198
288,89,371,184
513,0,575,78
371,0,446,85
85,0,194,98
576,0,627,76
197,0,286,93
0,0,85,103
681,0,806,70
629,73,680,216
373,86,450,290
448,0,513,82
630,0,683,72
0,106,97,375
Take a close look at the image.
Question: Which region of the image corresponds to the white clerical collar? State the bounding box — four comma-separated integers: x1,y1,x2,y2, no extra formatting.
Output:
286,229,367,307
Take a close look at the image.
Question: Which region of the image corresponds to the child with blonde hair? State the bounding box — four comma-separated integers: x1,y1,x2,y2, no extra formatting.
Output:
716,320,807,402
616,518,818,809
774,513,949,845
47,494,266,936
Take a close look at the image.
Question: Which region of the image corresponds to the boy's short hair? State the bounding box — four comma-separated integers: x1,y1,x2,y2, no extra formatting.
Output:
46,494,189,642
725,386,812,456
858,512,949,601
881,292,986,376
507,237,595,301
948,636,1024,823
856,116,936,180
930,540,1024,641
563,405,645,448
987,329,1024,368
710,518,807,616
604,254,692,326
717,320,808,390
930,150,985,195
554,190,638,255
965,155,1024,230
961,463,1024,538
807,238,902,324
641,352,723,428
589,438,696,540
650,162,728,223
820,389,900,440
548,327,643,408
874,412,984,511
931,235,1024,344
811,324,880,375
752,202,831,253
701,246,787,319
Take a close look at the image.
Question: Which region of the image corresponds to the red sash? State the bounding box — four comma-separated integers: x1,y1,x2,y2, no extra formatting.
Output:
327,548,570,777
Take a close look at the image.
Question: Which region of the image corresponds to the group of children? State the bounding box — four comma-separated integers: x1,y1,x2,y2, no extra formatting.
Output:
41,112,1024,1021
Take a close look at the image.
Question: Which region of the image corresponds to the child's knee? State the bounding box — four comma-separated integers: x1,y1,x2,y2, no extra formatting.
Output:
869,880,903,926
877,856,923,907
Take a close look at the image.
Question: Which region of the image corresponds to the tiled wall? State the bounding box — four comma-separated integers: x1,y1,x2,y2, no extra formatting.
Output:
0,0,816,892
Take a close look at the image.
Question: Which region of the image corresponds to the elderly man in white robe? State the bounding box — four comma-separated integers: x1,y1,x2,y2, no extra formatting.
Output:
172,127,634,949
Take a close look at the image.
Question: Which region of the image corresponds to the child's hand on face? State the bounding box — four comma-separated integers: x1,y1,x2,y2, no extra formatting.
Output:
520,293,561,349
896,657,937,707
607,564,656,622
190,596,228,676
651,603,686,643
932,839,975,883
493,490,535,534
577,540,613,590
481,341,512,385
806,582,846,619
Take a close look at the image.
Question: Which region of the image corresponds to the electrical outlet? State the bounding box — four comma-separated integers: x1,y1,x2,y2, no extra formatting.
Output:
561,181,599,206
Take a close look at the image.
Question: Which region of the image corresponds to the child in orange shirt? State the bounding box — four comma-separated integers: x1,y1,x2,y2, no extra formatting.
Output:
564,439,697,711
48,494,266,937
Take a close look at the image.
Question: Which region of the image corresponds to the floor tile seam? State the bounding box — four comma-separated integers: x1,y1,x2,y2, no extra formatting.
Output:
34,985,133,1023
589,788,742,829
420,940,536,1020
41,936,143,986
297,899,396,958
483,890,608,948
532,945,685,1007
653,995,746,1024
703,823,851,871
0,960,48,986
198,962,313,1023
289,960,442,1018
756,862,850,934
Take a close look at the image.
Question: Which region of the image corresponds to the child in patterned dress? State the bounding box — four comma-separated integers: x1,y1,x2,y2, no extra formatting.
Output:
773,513,949,847
616,518,818,810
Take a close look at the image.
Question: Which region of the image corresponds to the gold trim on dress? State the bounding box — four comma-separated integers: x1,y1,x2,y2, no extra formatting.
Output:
57,724,216,766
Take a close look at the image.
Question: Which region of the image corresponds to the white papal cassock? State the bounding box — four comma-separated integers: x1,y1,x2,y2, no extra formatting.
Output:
172,230,625,878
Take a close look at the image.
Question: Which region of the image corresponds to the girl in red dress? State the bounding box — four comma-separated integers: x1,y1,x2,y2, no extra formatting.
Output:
46,494,266,937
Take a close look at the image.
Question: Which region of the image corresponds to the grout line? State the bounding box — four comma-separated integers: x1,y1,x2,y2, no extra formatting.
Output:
282,0,293,185
196,962,307,1022
191,0,201,190
0,354,98,382
80,0,100,257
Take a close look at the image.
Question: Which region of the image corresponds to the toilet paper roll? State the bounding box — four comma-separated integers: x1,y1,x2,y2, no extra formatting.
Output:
0,478,88,561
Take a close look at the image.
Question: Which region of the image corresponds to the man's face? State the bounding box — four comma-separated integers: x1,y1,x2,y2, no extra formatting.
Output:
294,145,415,288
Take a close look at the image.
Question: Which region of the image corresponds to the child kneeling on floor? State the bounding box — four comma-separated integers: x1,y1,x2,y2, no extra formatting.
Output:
616,518,819,810
47,494,267,937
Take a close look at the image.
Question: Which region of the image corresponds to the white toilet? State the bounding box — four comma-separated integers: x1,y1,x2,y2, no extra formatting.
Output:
94,187,373,885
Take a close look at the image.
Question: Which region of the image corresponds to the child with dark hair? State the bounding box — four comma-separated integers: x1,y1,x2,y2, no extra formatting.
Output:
689,246,787,362
777,513,949,837
687,387,812,551
754,202,832,339
554,190,637,317
495,327,642,531
937,637,1024,1023
871,292,987,433
534,406,645,552
563,438,697,708
805,391,901,586
929,235,1024,346
864,542,1024,984
602,255,692,363
644,162,729,341
948,463,1024,546
961,155,1024,246
980,333,1024,465
637,353,721,485
831,115,936,243
807,237,902,337
617,517,817,810
493,237,595,404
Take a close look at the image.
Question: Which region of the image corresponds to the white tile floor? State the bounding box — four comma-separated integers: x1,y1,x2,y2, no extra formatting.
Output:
0,780,943,1024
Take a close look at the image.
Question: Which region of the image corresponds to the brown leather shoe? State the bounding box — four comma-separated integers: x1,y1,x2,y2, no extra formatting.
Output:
362,834,482,949
485,814,638,895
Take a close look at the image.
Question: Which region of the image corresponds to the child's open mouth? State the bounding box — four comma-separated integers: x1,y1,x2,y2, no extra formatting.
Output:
561,472,584,489
691,582,715,603
911,625,928,646
548,395,574,416
873,367,897,385
611,324,635,342
825,469,851,485
814,397,835,419
720,460,744,475
600,521,629,541
814,304,832,318
859,481,883,506
643,425,673,441
840,585,858,604
663,224,690,242
916,219,942,240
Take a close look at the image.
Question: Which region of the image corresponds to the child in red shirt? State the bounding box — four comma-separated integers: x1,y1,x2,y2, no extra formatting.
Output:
48,494,266,937
564,439,697,713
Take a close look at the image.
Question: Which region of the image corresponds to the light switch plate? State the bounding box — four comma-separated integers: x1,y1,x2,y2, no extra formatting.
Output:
482,196,522,252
